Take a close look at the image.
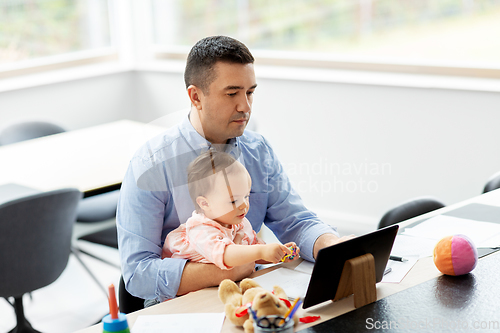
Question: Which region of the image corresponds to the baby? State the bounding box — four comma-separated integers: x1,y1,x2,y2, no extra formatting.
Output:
162,150,299,269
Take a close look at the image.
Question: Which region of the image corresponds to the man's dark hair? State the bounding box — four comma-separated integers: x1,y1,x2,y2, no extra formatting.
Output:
184,36,254,93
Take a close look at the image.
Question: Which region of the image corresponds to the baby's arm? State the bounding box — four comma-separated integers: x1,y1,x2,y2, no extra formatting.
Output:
223,243,292,267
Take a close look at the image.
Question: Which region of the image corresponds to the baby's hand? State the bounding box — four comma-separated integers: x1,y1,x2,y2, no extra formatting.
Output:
281,242,300,262
261,243,291,264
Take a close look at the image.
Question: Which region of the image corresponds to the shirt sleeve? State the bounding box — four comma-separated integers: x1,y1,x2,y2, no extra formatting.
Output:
117,162,186,302
259,137,339,262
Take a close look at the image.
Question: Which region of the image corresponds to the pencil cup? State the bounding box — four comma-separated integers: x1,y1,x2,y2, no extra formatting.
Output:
102,313,130,333
253,315,294,333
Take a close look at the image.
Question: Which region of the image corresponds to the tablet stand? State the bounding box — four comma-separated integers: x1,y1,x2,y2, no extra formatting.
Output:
333,253,377,308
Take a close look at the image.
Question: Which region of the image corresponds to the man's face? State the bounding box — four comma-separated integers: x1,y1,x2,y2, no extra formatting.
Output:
197,61,257,144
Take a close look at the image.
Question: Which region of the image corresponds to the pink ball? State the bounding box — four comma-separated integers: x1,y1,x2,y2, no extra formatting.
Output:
433,234,478,276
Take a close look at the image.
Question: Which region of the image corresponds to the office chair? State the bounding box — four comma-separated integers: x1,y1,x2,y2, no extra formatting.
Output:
0,188,82,333
118,275,144,314
378,197,445,229
483,171,500,194
0,121,65,145
75,188,121,268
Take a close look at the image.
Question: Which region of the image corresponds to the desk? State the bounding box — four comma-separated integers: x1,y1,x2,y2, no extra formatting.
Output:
301,252,500,332
73,189,500,333
0,120,166,193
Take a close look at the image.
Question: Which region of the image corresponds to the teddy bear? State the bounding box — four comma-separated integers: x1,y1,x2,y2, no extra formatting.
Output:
218,278,299,333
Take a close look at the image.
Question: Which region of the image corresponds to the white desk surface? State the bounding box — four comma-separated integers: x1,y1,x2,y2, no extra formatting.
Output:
0,120,166,193
73,189,500,333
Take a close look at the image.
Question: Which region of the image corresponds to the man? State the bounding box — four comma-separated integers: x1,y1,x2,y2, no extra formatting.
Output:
117,36,350,305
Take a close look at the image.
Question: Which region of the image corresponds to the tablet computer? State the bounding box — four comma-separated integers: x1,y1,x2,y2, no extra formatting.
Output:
302,224,399,309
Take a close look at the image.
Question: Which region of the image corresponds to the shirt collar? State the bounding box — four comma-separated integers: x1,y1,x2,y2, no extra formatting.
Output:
180,113,239,154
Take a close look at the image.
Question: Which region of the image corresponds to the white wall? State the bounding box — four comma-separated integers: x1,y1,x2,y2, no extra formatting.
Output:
252,77,500,233
131,70,189,123
2,68,500,235
0,71,136,131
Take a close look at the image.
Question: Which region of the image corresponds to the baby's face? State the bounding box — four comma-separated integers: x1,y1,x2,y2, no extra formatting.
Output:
202,165,251,227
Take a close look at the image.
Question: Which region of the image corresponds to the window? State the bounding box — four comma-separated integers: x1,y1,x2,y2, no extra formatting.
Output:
151,0,500,77
0,0,115,74
2,0,500,79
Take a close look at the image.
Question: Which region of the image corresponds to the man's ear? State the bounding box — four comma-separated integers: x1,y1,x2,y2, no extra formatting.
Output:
187,85,203,110
196,196,210,212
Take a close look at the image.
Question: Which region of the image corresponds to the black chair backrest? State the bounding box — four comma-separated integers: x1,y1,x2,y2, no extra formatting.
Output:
378,197,445,229
77,189,120,222
483,171,500,194
78,225,118,248
0,188,82,298
119,275,144,314
0,121,66,145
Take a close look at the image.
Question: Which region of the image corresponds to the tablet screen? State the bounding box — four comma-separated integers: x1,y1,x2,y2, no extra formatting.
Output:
303,225,398,309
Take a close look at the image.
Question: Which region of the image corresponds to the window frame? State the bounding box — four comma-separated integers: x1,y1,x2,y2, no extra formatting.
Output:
153,46,500,80
0,48,118,80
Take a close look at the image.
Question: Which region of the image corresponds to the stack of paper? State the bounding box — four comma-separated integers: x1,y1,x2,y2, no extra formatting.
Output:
253,267,311,299
132,313,225,333
402,215,500,248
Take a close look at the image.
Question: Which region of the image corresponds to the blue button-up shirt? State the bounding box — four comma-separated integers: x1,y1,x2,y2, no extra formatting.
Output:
116,115,338,301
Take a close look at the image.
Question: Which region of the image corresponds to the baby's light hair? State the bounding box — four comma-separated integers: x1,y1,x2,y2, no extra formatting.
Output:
187,150,241,212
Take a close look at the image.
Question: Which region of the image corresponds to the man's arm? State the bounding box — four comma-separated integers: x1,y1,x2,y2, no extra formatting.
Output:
118,160,190,301
176,261,254,296
313,233,355,259
119,185,256,300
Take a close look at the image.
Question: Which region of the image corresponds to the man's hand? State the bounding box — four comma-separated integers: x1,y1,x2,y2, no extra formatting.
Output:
313,233,355,259
176,261,254,296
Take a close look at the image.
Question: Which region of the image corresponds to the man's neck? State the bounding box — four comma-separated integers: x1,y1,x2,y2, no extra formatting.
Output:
188,107,204,138
189,108,230,146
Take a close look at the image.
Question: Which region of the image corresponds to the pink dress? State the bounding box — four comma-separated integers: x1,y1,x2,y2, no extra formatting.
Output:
162,211,263,269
